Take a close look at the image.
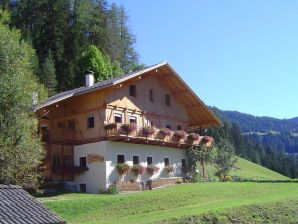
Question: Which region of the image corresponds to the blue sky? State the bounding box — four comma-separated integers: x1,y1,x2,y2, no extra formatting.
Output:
112,1,298,119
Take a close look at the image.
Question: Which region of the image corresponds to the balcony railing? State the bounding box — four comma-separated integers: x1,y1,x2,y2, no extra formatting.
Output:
104,123,213,149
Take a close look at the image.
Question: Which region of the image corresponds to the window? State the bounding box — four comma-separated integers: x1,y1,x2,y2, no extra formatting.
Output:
129,116,137,124
63,156,72,167
150,121,154,126
165,94,171,106
57,121,65,129
181,159,186,169
79,184,86,193
87,115,94,129
166,125,171,130
177,125,182,131
114,113,123,123
79,157,87,168
164,158,170,166
133,156,139,165
149,89,154,102
52,155,60,169
129,85,137,97
147,156,153,165
68,120,75,130
117,155,125,163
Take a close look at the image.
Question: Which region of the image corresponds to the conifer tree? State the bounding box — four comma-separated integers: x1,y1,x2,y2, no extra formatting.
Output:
40,50,57,96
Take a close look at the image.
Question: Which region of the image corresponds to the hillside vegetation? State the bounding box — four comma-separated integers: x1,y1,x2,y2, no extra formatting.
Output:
205,157,288,180
42,183,298,224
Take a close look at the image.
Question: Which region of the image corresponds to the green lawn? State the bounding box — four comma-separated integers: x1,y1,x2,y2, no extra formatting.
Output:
42,182,298,224
205,156,288,180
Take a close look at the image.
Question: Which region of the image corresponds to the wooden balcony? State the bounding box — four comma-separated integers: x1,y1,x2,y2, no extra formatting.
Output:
104,123,213,149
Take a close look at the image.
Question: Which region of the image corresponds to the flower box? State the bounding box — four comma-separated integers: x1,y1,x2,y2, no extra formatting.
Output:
115,163,130,175
157,128,171,140
173,130,187,142
164,165,175,174
186,133,200,144
140,126,155,138
104,123,117,130
130,164,146,176
118,123,137,135
146,165,160,176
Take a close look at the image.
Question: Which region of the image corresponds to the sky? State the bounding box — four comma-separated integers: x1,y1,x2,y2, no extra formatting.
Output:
112,1,298,119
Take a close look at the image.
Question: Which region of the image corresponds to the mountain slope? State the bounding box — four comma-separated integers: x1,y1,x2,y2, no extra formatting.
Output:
211,107,298,153
206,156,289,180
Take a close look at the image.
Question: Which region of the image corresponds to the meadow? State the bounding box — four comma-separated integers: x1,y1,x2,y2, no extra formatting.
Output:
42,182,298,224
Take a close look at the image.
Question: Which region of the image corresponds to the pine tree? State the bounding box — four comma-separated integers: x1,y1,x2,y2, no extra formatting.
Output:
40,50,57,96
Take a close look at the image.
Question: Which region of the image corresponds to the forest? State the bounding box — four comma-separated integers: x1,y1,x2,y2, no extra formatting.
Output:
0,0,141,95
208,107,298,178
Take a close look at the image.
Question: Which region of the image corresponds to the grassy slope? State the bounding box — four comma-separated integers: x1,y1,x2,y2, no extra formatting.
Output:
205,156,288,180
42,182,298,224
168,199,298,224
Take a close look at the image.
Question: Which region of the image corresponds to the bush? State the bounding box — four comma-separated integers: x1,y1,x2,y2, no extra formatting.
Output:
141,126,155,138
173,131,187,140
119,123,137,135
115,163,130,175
146,165,160,176
164,165,175,174
130,164,146,176
99,185,119,195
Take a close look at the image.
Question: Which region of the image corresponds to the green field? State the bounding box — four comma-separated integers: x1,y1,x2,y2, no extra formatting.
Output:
168,199,298,224
205,156,289,180
42,182,298,224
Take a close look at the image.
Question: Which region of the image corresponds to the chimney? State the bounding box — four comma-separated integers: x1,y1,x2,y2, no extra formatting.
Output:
85,70,94,87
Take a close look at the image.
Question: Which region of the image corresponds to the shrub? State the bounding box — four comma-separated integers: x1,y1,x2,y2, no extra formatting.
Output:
119,123,137,135
146,165,160,176
186,133,199,143
104,123,117,130
115,163,130,175
157,128,171,139
130,164,146,176
99,185,119,194
141,126,155,138
173,130,187,140
164,165,175,174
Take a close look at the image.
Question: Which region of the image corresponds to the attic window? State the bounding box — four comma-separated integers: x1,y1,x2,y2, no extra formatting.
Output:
165,94,171,106
129,85,137,97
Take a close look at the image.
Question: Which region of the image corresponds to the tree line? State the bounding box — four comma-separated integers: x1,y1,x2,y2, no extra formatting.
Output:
207,114,298,179
0,0,141,96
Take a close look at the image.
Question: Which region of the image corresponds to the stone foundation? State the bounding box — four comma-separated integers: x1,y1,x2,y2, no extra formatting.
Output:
117,177,184,191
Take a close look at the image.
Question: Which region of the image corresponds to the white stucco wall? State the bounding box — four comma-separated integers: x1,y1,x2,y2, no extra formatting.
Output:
74,142,107,193
74,141,186,193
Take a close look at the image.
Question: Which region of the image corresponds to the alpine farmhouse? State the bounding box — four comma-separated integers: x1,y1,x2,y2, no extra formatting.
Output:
35,62,221,193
